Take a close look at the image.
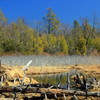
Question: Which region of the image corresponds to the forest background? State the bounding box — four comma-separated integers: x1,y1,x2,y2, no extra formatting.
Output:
0,8,100,56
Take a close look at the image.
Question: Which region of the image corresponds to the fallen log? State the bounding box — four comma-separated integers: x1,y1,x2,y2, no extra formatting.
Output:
0,86,100,97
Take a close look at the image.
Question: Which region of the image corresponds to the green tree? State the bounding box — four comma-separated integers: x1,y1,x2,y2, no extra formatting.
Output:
73,20,83,38
67,36,75,55
0,9,7,53
44,8,60,34
2,39,17,52
82,18,93,46
16,18,34,53
10,22,20,43
67,20,83,55
88,38,100,53
75,38,87,56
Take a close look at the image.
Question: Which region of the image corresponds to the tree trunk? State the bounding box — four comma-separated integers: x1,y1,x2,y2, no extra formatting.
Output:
0,57,1,67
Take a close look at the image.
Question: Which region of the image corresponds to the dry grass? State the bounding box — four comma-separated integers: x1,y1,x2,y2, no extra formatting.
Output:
1,64,100,76
1,64,100,86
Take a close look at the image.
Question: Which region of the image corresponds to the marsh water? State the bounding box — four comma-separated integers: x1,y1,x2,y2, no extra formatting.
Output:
33,72,68,88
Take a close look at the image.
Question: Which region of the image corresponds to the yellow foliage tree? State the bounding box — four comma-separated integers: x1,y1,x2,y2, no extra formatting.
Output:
57,35,68,54
33,36,44,54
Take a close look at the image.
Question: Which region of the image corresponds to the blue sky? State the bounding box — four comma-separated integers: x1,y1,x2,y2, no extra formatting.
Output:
0,0,100,25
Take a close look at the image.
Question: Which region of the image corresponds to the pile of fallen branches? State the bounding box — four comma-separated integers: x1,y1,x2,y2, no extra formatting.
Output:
0,84,100,100
0,60,100,99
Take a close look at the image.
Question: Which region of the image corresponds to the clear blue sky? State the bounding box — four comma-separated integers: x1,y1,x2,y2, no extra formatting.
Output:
0,0,100,24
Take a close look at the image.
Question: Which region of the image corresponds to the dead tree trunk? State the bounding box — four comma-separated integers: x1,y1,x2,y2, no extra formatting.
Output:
67,72,70,90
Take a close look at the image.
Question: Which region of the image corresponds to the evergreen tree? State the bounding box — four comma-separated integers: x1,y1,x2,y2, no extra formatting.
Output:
73,20,83,38
76,37,87,56
44,8,60,34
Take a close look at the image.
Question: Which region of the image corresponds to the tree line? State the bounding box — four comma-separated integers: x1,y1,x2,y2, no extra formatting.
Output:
0,8,100,55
